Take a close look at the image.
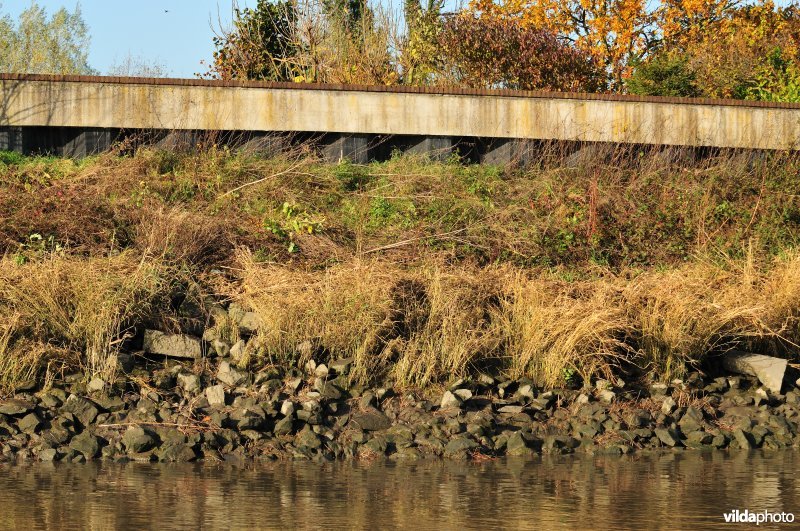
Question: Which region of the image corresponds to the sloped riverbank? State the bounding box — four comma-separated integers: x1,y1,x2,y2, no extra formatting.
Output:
3,148,800,464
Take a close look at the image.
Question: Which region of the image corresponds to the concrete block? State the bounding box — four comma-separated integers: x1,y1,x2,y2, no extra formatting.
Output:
722,351,787,394
563,143,605,168
406,136,454,161
481,139,536,166
0,126,22,152
238,132,289,156
62,128,114,158
321,134,371,163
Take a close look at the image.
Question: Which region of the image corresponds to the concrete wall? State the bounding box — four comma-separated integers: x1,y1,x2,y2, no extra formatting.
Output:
2,75,800,151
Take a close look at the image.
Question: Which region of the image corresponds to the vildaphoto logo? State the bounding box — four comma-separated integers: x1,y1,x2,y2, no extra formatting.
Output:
723,509,795,525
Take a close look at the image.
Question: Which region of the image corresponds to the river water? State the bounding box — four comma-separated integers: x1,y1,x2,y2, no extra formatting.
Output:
0,450,798,530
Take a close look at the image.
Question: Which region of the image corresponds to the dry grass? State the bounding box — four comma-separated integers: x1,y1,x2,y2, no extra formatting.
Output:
230,249,800,388
499,273,630,387
0,252,167,392
131,205,234,267
236,251,397,368
2,147,800,390
622,259,761,381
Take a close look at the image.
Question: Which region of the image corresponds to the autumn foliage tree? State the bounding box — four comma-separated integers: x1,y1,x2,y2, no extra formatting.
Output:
629,1,800,100
205,0,800,103
438,14,601,91
402,0,444,85
467,0,655,90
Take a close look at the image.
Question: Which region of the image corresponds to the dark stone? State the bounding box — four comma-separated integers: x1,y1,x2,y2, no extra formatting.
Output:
122,426,157,453
231,408,266,431
712,434,728,448
39,393,63,409
507,432,534,456
363,436,388,454
543,435,578,453
625,410,652,429
17,413,41,434
61,395,100,428
750,425,770,447
575,422,600,439
94,396,126,412
358,392,376,410
69,432,100,458
386,425,414,447
296,410,323,425
678,406,705,433
157,444,196,462
654,428,681,447
39,448,60,462
351,407,391,431
685,430,713,448
295,426,322,450
466,423,485,437
315,381,344,400
41,427,71,446
444,437,479,456
733,428,755,449
0,400,34,416
330,358,353,376
274,416,294,436
143,330,202,359
391,447,422,460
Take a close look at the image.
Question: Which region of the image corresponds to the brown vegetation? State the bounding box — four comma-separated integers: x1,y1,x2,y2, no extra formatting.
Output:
1,146,800,393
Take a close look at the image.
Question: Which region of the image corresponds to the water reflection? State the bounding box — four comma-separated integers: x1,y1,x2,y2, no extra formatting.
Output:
1,450,798,530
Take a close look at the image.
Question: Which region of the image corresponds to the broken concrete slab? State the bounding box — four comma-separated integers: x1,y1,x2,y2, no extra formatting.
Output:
722,351,787,394
143,330,202,359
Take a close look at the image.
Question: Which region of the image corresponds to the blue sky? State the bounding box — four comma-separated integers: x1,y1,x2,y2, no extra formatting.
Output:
3,1,259,77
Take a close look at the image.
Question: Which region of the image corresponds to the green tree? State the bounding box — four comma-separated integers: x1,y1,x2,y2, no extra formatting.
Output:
626,54,700,97
323,0,369,36
402,0,443,85
746,47,800,102
0,1,94,74
209,0,299,81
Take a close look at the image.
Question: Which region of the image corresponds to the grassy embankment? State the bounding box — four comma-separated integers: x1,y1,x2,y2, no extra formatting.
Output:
1,145,800,395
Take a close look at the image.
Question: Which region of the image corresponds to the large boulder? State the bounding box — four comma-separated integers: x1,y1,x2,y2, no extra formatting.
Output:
122,426,157,454
722,351,787,394
351,407,391,431
61,395,100,428
143,330,202,359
